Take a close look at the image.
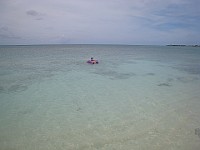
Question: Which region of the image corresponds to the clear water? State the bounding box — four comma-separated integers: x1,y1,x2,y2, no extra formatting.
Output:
0,45,200,150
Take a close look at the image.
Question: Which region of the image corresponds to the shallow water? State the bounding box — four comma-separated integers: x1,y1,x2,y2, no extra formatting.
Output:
0,45,200,150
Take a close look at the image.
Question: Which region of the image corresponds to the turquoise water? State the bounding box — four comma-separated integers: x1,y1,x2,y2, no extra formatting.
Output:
0,45,200,150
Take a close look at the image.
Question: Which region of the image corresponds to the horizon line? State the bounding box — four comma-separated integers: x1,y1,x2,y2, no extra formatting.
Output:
1,43,199,46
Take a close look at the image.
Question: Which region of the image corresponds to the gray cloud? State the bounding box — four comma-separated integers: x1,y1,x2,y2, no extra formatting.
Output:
26,10,40,16
26,10,45,20
0,27,21,39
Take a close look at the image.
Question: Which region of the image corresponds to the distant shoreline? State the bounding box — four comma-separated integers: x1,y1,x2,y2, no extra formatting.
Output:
166,45,200,47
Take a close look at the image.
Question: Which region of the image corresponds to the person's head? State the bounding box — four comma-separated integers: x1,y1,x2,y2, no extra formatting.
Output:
91,57,93,60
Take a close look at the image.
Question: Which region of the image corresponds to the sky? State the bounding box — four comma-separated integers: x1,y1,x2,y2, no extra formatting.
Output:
0,0,200,45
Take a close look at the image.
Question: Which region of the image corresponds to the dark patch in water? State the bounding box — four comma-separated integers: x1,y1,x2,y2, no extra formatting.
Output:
0,86,4,93
158,83,171,87
176,76,199,83
94,70,136,79
76,107,82,111
195,128,200,138
113,73,136,79
126,60,137,64
8,84,28,92
18,109,33,116
167,78,174,82
182,65,200,75
0,71,12,76
173,64,200,75
146,73,155,76
0,71,56,94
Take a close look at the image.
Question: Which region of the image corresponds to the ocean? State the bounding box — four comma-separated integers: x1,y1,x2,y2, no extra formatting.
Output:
0,45,200,150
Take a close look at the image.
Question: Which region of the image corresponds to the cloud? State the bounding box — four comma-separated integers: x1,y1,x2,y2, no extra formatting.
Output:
26,10,39,16
26,10,45,20
26,10,41,16
0,26,21,39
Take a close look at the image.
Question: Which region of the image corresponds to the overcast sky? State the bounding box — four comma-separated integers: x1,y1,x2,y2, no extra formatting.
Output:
0,0,199,45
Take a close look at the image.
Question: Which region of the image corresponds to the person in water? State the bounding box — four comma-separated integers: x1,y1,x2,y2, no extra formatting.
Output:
90,57,98,64
91,57,95,64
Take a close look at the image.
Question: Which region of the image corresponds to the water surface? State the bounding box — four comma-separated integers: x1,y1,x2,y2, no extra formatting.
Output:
0,45,200,150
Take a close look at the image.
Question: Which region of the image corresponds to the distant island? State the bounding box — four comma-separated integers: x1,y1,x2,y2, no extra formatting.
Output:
167,45,200,47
